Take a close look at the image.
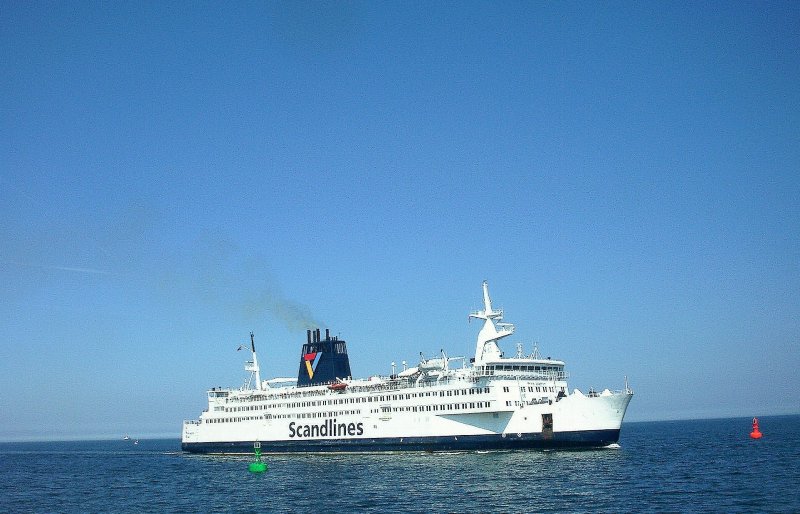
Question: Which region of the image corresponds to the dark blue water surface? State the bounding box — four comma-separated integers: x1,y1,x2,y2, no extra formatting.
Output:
2,416,798,513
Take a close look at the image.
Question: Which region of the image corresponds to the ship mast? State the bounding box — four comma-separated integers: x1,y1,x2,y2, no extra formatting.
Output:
245,332,263,391
469,281,514,364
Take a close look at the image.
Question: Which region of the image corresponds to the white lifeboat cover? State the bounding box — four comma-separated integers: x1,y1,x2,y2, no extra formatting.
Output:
398,366,420,377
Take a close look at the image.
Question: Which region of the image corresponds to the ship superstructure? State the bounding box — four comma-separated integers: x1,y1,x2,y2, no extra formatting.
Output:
182,282,633,453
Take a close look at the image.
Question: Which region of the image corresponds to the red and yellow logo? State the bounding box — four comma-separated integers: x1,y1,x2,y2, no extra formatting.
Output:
303,352,322,379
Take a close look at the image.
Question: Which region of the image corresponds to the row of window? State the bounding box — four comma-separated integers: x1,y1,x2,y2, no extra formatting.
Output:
506,398,552,407
501,385,564,394
374,402,492,414
207,409,363,424
221,387,493,413
525,386,559,393
207,416,260,424
206,398,501,424
484,364,563,372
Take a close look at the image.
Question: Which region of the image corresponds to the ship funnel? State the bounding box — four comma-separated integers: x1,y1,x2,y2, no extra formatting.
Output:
297,328,352,387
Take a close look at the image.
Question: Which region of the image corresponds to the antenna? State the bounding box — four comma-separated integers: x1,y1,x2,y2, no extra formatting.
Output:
531,342,542,360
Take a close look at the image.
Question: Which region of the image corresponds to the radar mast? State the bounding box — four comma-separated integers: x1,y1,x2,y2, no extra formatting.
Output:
468,281,515,364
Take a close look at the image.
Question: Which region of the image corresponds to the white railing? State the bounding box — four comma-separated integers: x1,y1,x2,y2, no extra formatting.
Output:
495,322,514,334
469,308,504,318
475,368,569,381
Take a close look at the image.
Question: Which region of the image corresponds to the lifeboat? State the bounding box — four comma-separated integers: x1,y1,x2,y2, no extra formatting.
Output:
328,382,347,391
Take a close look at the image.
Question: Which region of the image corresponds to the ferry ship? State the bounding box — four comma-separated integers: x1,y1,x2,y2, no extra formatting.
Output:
181,282,633,453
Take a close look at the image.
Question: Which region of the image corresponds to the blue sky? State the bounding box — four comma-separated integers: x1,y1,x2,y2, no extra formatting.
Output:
2,2,798,440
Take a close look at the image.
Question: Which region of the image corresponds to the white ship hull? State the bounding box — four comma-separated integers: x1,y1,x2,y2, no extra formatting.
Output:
182,386,631,453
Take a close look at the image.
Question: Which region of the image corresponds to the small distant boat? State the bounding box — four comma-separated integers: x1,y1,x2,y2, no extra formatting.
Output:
134,439,139,445
123,435,130,441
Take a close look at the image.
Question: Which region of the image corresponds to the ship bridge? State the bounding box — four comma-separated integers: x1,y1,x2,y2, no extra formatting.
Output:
475,360,569,380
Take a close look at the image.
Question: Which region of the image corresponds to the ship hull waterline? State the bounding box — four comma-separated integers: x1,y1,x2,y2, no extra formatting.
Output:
181,429,621,454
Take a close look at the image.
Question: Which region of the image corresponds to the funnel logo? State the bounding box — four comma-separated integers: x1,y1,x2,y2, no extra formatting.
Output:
303,352,322,379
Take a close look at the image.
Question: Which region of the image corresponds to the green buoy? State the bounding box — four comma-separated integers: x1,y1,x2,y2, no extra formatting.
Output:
248,442,267,473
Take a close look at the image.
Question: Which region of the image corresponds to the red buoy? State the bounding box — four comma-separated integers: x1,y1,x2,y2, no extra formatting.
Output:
750,417,762,439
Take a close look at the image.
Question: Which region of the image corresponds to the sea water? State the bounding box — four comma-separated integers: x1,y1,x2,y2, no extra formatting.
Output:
1,415,798,513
